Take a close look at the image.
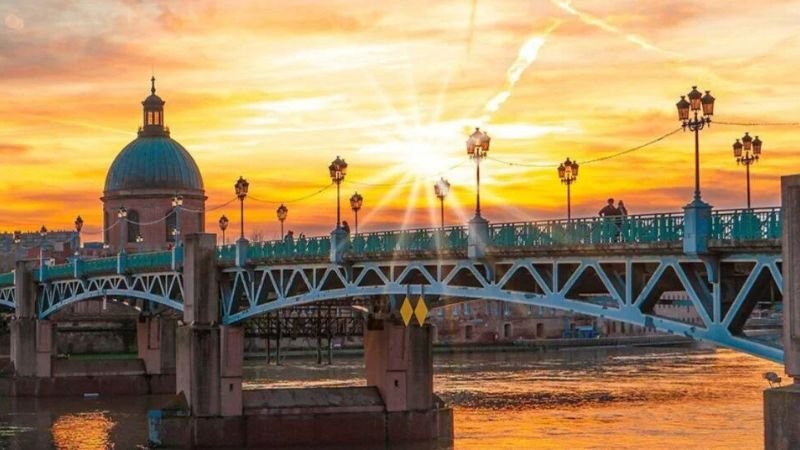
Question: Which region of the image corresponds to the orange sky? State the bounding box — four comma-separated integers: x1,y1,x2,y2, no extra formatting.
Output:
1,0,798,241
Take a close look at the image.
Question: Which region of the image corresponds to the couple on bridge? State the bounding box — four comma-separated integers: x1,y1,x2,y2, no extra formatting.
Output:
598,198,628,218
598,198,628,241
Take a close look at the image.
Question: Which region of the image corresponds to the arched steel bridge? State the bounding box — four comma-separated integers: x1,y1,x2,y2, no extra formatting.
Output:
0,207,784,361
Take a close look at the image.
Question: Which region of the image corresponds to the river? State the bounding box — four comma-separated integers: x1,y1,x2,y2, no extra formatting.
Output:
0,345,782,449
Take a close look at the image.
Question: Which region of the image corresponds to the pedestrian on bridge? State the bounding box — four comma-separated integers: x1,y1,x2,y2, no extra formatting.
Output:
599,198,618,217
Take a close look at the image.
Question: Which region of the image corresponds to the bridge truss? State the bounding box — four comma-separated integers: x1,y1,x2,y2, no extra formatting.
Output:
221,251,783,361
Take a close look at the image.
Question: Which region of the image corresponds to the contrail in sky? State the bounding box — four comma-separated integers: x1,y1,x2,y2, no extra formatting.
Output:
551,0,682,59
478,20,561,125
465,0,478,61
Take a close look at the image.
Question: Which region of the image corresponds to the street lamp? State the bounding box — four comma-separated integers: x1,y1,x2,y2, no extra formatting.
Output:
117,206,127,252
466,128,490,218
276,203,288,238
329,156,348,228
676,86,715,202
349,192,363,235
558,158,579,220
39,225,48,273
733,132,762,209
235,176,249,241
171,193,183,246
434,178,450,228
136,234,144,251
219,215,229,245
74,215,84,256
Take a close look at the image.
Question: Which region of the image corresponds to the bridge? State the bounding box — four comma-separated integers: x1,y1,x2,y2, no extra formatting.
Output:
0,193,796,448
0,206,783,360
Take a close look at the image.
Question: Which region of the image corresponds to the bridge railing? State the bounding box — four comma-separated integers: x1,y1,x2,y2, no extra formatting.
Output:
0,272,13,288
490,212,685,248
710,207,782,241
217,236,332,264
350,226,468,255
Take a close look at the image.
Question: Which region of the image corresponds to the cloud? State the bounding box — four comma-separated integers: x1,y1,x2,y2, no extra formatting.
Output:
4,14,24,31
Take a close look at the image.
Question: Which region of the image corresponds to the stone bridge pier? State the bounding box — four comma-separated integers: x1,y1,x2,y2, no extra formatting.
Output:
9,261,53,378
150,233,452,448
765,174,800,449
2,259,178,396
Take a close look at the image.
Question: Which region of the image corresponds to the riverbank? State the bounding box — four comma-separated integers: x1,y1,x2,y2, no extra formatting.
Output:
242,334,693,360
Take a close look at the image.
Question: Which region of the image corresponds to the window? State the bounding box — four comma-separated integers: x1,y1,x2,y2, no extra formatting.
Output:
166,209,176,242
127,210,140,243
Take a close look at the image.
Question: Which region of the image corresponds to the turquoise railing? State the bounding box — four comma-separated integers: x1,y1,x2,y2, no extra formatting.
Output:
710,207,782,240
0,272,14,287
490,212,685,248
127,251,173,270
0,207,782,287
351,226,468,255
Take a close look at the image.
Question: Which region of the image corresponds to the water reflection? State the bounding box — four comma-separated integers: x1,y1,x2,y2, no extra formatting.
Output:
51,412,113,450
0,346,785,449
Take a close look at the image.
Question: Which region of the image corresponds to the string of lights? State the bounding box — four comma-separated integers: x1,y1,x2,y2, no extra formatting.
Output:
714,120,800,127
183,196,237,214
249,183,333,204
487,127,683,168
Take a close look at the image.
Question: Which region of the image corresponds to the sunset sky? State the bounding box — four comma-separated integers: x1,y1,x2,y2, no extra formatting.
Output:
1,0,799,241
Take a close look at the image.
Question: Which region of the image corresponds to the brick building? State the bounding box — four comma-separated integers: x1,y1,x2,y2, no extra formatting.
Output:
101,78,205,252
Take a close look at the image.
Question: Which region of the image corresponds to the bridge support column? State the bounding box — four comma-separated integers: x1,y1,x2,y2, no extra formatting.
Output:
9,261,52,378
765,174,800,449
137,316,176,375
365,320,433,412
683,198,711,254
175,233,242,417
468,215,490,259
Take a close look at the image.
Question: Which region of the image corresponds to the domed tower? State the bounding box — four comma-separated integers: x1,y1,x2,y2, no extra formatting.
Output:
102,78,206,252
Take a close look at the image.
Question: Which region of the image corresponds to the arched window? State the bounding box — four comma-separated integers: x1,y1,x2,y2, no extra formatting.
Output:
127,210,140,243
166,209,176,242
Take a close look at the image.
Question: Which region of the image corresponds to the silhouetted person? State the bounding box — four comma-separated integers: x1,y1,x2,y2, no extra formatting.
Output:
285,230,294,245
342,220,351,236
599,198,618,217
617,200,628,216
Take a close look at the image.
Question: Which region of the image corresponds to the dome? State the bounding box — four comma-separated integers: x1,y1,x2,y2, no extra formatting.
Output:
104,136,204,192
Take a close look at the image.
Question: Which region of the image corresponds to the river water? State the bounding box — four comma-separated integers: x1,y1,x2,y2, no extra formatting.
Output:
0,345,782,449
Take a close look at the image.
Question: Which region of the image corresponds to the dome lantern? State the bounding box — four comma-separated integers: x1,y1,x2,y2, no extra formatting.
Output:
140,76,168,137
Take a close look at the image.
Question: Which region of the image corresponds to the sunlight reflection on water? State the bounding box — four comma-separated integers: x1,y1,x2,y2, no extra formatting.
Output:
0,346,783,449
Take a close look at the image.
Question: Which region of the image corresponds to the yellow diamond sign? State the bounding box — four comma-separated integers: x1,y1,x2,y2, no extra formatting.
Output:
399,296,414,326
414,297,428,326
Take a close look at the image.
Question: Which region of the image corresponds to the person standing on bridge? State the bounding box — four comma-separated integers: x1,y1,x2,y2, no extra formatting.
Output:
599,198,618,217
599,198,621,242
617,200,628,216
342,220,351,236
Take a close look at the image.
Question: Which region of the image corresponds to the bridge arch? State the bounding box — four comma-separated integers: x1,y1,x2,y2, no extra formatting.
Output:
221,255,783,363
38,272,184,319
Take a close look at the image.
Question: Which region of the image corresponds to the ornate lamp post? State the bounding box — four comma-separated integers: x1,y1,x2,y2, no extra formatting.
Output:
171,194,183,246
13,230,21,260
676,86,715,202
117,206,127,252
74,215,84,255
434,177,450,228
349,192,363,235
39,225,48,274
219,215,229,245
136,234,144,251
558,158,579,220
466,128,491,218
276,204,288,238
733,132,762,209
329,156,348,228
235,176,249,241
